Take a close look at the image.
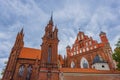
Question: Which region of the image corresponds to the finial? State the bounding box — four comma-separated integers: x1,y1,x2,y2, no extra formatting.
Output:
55,25,58,29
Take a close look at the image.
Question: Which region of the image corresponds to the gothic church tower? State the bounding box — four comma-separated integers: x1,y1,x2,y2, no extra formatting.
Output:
39,15,59,80
2,29,24,80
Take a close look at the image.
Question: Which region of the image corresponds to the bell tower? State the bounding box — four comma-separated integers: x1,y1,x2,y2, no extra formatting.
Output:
39,15,59,80
99,31,108,43
99,31,115,70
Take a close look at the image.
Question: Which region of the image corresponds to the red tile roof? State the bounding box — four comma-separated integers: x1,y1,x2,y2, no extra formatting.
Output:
19,47,41,60
60,68,120,74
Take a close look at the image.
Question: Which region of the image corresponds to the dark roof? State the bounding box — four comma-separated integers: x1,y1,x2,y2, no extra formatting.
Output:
99,31,106,36
66,45,71,48
92,54,106,64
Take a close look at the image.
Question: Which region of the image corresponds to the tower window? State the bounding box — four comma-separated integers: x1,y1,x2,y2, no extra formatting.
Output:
48,32,53,38
78,36,80,40
48,45,52,63
81,34,84,39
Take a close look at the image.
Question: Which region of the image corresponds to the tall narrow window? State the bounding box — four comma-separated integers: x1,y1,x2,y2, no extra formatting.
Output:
83,60,88,68
71,61,75,68
86,42,88,46
78,36,80,40
89,41,92,45
18,65,24,77
26,66,32,80
80,57,89,68
48,45,52,63
80,49,82,53
81,34,84,39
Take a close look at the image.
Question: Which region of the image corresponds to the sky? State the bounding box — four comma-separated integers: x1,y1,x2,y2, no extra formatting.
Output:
0,0,120,78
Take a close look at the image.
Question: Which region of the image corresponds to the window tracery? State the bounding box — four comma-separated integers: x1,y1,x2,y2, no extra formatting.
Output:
48,45,52,63
26,65,32,80
80,57,89,68
71,61,75,68
18,65,25,77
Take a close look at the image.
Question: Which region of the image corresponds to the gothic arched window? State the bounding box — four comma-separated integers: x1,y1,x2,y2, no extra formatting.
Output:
80,57,89,68
48,32,53,38
71,61,75,68
18,65,25,77
26,65,32,80
83,60,88,68
48,45,52,63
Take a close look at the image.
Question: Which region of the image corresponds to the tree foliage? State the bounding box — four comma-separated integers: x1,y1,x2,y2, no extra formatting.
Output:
112,38,120,70
0,61,7,79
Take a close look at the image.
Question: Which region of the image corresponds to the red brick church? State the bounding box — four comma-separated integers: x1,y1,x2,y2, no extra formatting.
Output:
2,16,120,80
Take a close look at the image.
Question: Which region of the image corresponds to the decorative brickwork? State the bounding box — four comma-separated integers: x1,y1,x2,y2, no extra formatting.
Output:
65,31,115,70
2,16,119,80
39,15,59,80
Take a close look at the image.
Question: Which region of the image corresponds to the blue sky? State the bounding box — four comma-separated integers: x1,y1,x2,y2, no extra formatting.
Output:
0,0,120,78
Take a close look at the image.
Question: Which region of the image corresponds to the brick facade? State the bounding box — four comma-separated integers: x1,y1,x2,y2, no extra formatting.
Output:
2,16,119,80
65,31,115,70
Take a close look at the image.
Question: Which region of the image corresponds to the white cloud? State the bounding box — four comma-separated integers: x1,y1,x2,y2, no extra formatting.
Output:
0,0,120,78
53,0,120,56
0,33,8,39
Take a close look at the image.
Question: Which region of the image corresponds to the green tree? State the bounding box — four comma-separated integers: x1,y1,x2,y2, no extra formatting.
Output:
0,61,7,79
112,38,120,70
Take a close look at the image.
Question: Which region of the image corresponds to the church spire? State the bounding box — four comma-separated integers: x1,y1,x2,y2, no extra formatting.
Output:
20,27,24,34
49,12,53,25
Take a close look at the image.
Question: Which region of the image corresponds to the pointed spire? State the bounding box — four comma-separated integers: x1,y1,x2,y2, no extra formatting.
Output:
54,25,58,32
49,12,53,25
50,11,53,21
20,28,24,34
